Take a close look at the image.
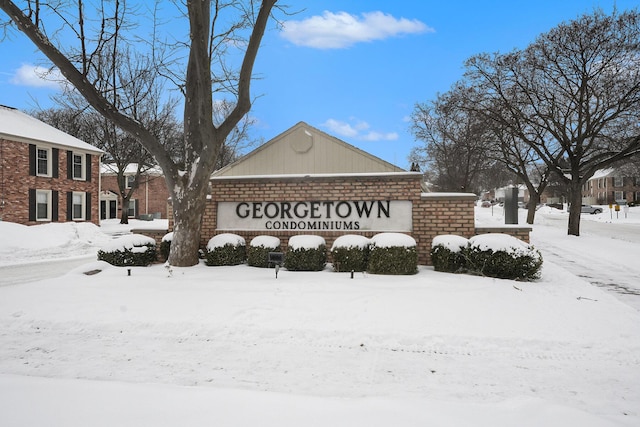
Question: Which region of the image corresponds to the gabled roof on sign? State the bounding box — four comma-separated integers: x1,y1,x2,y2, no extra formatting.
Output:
212,121,405,177
0,105,102,154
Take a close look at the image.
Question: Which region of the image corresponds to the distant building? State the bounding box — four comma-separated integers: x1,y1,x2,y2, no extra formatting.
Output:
582,168,640,205
0,105,102,225
492,185,529,203
100,164,169,219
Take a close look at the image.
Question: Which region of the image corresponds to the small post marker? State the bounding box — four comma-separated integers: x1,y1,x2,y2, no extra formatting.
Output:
351,270,354,279
268,252,284,279
127,268,131,276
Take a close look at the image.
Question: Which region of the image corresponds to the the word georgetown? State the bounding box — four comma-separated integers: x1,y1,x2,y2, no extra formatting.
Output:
165,122,530,265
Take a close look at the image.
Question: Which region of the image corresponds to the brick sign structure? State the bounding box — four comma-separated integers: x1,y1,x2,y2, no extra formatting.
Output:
191,172,479,265
163,123,531,265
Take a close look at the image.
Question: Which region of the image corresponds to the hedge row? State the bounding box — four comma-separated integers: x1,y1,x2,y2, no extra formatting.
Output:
97,234,157,267
157,232,419,275
100,232,541,281
430,234,543,281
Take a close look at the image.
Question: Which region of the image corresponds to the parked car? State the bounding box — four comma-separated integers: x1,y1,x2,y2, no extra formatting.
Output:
581,204,603,214
480,200,492,208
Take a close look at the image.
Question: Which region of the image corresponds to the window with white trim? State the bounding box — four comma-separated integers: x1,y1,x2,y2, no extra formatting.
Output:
128,199,137,217
36,190,51,221
614,176,623,187
615,191,624,201
72,192,86,220
72,153,85,180
126,175,136,189
36,147,51,176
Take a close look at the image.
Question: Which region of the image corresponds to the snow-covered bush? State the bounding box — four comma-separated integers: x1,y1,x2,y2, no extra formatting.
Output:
205,233,246,266
247,235,281,268
160,232,173,261
285,235,326,271
97,234,157,267
467,234,543,281
330,234,370,272
367,233,418,275
430,235,469,273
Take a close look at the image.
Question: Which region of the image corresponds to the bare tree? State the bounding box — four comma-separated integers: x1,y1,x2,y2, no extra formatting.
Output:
465,9,640,235
212,99,262,170
0,0,279,266
410,86,494,193
33,107,155,224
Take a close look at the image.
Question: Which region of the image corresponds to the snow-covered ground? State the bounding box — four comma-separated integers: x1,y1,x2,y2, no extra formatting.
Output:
479,204,640,310
0,211,639,426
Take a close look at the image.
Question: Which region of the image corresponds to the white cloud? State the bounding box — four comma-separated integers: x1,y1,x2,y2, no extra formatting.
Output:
360,131,399,142
321,118,398,142
281,11,433,49
10,64,66,89
323,118,360,137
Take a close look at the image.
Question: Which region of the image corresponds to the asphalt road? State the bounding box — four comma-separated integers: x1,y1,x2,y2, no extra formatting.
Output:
531,212,640,311
0,255,95,287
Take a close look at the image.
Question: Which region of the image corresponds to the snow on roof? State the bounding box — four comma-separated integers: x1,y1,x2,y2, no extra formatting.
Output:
101,163,164,175
0,105,102,153
589,168,615,180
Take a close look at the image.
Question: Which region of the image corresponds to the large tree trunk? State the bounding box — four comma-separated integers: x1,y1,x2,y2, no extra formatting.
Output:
567,179,583,236
168,194,206,267
119,205,130,224
526,191,540,225
0,0,277,268
166,162,214,267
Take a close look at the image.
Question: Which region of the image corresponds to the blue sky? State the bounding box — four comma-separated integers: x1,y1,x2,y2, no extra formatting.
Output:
1,0,637,169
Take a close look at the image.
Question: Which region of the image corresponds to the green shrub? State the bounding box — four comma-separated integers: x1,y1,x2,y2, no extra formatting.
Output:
430,235,469,273
160,232,173,261
367,233,418,275
467,234,543,281
97,234,157,267
205,233,246,266
331,235,370,272
285,235,326,271
248,235,281,268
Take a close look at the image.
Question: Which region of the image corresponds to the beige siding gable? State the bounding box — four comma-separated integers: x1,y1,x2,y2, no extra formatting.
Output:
213,122,404,176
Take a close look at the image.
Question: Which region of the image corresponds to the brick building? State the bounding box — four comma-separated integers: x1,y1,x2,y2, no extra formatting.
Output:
165,122,529,265
100,164,169,219
582,168,640,205
0,105,102,225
